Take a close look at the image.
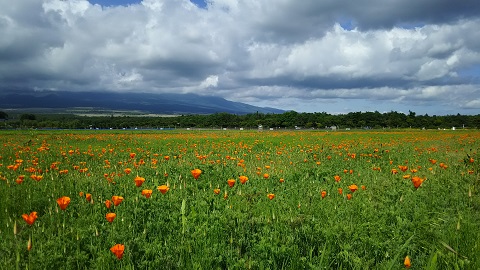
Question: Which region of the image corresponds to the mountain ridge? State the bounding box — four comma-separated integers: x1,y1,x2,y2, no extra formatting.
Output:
0,89,285,115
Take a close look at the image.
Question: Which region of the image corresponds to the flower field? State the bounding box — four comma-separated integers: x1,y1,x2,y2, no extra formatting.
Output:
0,129,479,269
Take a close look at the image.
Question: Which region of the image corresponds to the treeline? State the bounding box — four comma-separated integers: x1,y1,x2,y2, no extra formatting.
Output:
1,110,479,130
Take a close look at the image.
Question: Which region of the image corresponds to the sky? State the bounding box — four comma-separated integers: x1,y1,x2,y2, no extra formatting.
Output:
1,0,480,115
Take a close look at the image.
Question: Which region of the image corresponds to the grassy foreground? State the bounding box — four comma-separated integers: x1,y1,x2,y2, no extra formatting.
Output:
0,129,479,269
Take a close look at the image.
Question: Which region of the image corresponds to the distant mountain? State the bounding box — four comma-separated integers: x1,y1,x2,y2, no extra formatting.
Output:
0,89,284,115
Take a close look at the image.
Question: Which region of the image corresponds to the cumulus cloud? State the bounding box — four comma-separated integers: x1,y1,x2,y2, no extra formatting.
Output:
0,0,480,114
199,75,219,89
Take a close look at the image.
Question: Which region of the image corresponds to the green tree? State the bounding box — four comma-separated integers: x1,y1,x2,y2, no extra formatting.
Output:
20,113,36,121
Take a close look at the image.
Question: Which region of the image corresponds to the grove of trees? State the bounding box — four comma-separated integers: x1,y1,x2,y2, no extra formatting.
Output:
0,110,479,130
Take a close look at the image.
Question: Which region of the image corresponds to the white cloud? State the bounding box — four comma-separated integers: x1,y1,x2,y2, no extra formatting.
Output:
199,75,219,88
464,99,480,109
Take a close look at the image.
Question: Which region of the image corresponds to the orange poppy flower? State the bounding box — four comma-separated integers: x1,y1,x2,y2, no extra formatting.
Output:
267,193,275,200
213,188,221,195
223,190,228,200
56,196,71,211
164,156,170,160
402,174,411,179
411,176,424,189
110,244,125,260
157,185,169,194
112,196,124,206
361,185,366,190
21,212,38,226
404,256,411,268
391,169,398,174
321,190,327,198
79,191,84,197
30,174,43,181
105,199,112,209
134,176,145,187
239,175,248,184
279,178,285,183
191,168,202,180
227,179,236,188
398,165,408,172
124,168,132,175
347,194,352,200
338,188,343,195
106,213,116,223
348,184,358,193
263,173,269,179
141,189,153,198
334,175,341,182
86,193,92,202
129,153,136,159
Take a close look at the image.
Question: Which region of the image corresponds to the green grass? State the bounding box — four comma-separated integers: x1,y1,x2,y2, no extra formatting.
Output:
0,129,479,269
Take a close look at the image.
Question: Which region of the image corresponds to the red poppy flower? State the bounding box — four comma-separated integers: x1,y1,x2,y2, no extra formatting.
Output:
239,175,248,184
227,179,236,188
141,189,153,198
191,169,202,180
22,212,38,226
106,213,116,223
56,196,71,211
105,199,112,209
348,184,358,193
112,196,124,206
157,185,169,194
110,244,125,260
411,176,424,189
134,176,145,187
